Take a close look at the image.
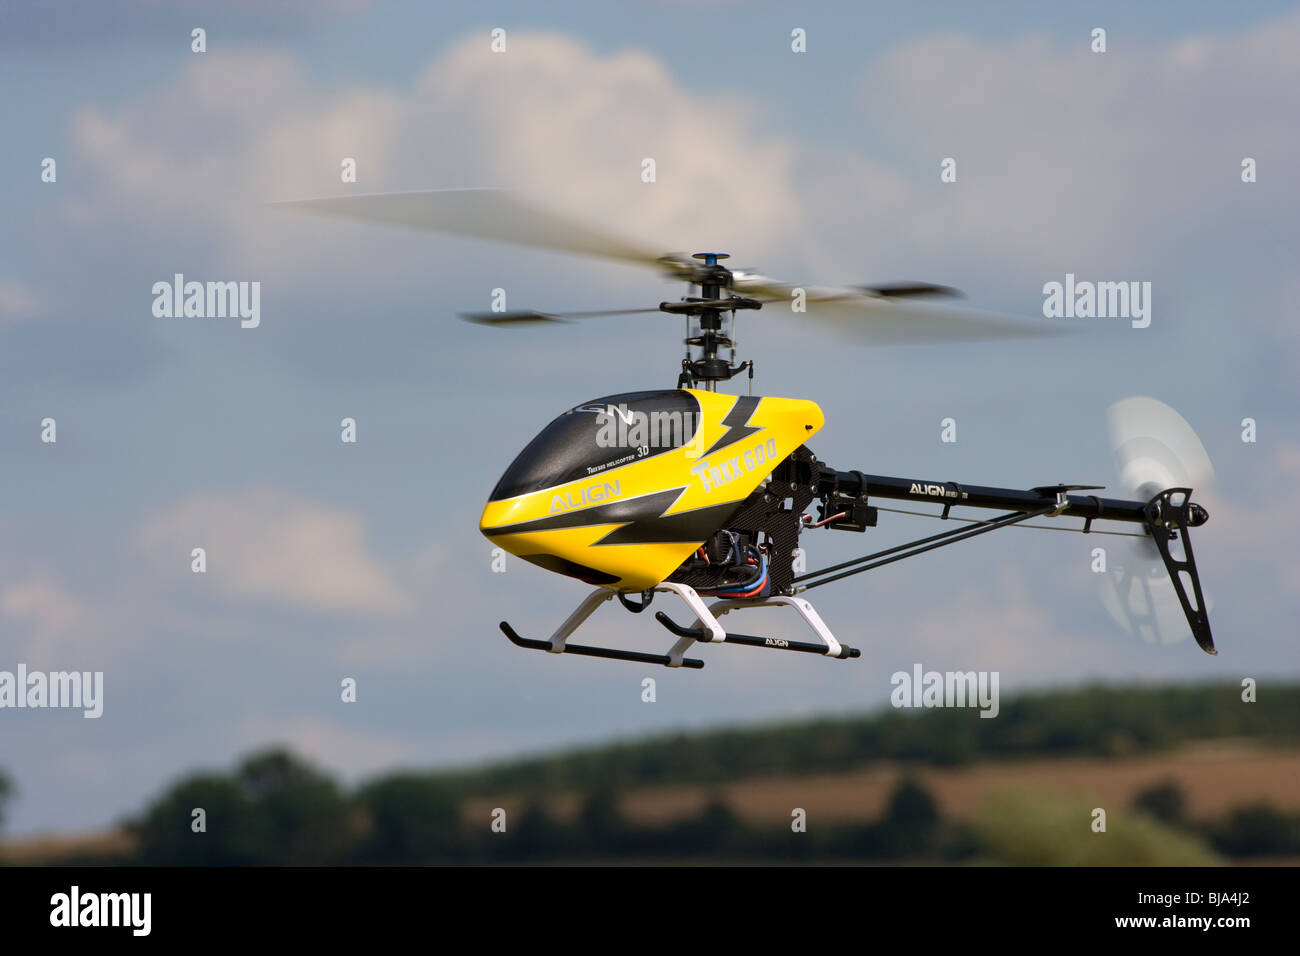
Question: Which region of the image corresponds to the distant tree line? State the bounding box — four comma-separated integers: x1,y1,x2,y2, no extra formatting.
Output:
0,769,12,835
110,751,1300,865
121,749,970,865
1133,778,1300,859
6,682,1300,864
430,682,1300,795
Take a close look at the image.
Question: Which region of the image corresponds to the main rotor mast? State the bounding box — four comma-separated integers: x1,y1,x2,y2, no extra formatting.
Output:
659,253,761,391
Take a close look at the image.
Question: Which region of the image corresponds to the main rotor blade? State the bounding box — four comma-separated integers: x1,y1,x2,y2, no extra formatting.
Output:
780,290,1066,344
730,274,1062,343
858,282,963,299
274,188,670,269
461,308,660,326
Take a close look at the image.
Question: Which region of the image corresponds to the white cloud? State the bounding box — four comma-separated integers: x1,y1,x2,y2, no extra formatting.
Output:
1197,443,1300,599
859,14,1300,283
2,487,415,663
0,572,97,662
895,567,1111,682
52,17,1300,345
406,34,807,258
135,486,410,614
57,33,887,283
0,279,42,327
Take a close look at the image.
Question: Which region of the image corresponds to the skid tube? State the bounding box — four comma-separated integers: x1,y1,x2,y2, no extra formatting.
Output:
500,583,859,670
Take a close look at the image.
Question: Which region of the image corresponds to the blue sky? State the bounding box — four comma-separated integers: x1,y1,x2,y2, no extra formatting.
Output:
1,1,1298,835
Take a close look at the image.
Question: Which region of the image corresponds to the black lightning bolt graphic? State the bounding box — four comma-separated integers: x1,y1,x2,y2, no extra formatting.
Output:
702,395,762,457
481,488,743,546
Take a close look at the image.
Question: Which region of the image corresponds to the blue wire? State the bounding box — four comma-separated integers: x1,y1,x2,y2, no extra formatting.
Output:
711,552,768,597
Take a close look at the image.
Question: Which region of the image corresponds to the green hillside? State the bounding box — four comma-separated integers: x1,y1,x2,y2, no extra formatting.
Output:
4,681,1297,865
432,681,1298,797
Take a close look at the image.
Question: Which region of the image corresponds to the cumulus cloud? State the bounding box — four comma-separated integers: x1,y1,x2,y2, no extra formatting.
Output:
56,33,889,285
2,486,415,664
50,18,1300,345
859,14,1300,286
0,279,42,326
406,34,806,257
135,486,411,614
1198,442,1300,599
0,572,98,662
884,567,1113,683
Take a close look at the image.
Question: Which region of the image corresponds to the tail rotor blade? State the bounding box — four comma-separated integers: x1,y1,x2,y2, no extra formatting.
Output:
1100,396,1215,649
1107,396,1214,497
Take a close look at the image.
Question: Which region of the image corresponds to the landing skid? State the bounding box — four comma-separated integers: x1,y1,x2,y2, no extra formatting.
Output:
499,584,860,670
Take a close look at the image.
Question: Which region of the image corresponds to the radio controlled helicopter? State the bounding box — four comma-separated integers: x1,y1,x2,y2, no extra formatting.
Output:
282,189,1216,670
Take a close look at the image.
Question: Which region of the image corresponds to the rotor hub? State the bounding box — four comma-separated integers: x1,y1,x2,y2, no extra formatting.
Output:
662,253,760,390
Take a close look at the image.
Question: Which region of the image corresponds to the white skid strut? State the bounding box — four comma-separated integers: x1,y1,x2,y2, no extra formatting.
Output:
499,583,860,670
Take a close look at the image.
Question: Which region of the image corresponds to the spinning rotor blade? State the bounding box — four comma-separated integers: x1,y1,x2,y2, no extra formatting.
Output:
803,296,1065,344
1100,396,1215,647
278,188,1060,342
730,271,1062,343
1107,396,1214,501
742,280,1067,344
1099,563,1215,648
461,308,660,326
275,188,671,269
858,282,963,299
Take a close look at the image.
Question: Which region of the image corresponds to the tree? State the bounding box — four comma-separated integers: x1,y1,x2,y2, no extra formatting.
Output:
134,773,267,865
576,787,627,857
0,768,13,834
135,749,352,865
663,797,742,857
881,777,940,855
506,801,567,861
352,774,462,864
1133,780,1186,825
1207,803,1300,858
234,749,352,865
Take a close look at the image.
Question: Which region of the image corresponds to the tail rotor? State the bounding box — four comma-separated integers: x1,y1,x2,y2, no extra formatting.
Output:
1099,397,1216,651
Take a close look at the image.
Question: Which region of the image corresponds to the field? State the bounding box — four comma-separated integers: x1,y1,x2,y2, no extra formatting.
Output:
462,739,1300,827
6,684,1298,865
